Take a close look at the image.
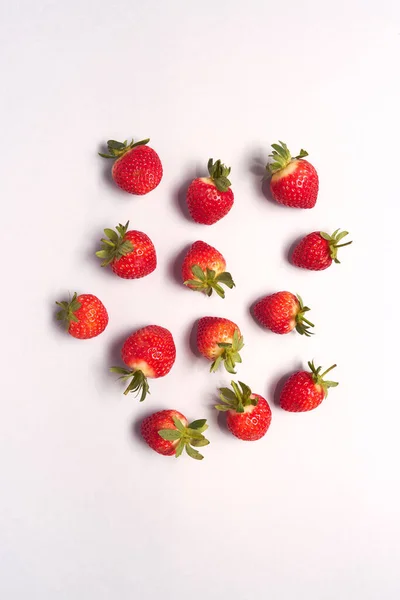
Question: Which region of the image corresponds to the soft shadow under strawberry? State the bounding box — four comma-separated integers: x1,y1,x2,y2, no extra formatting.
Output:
98,142,127,197
268,366,302,408
248,150,276,205
130,409,164,450
167,243,192,287
173,166,205,222
187,319,201,357
285,233,307,265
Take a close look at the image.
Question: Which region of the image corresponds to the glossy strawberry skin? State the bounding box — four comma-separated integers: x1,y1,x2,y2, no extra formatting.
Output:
141,410,188,455
68,294,108,339
227,395,272,441
280,371,325,412
121,325,176,378
182,241,226,286
254,292,299,334
187,178,234,225
292,232,332,270
197,317,240,360
270,159,318,208
111,230,157,279
112,145,163,195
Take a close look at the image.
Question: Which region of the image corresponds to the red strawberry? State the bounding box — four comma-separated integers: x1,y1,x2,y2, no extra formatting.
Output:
99,137,162,195
187,159,234,224
55,293,108,339
215,381,271,441
292,229,352,271
182,241,235,299
96,221,156,279
111,325,176,401
266,141,318,208
197,317,244,374
280,361,338,412
141,410,210,460
254,292,314,336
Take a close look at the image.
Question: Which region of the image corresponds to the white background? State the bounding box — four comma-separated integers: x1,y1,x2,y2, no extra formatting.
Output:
0,1,398,598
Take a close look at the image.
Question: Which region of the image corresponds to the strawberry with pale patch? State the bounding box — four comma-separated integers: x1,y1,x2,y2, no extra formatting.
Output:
215,381,272,441
280,361,338,412
182,240,235,298
266,141,319,208
141,410,210,460
292,229,352,271
254,292,314,336
186,158,234,224
196,317,244,374
96,221,156,279
111,325,176,401
99,137,162,195
56,293,108,339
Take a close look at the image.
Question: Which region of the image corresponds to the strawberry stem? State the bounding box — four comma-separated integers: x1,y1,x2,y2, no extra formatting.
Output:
207,158,232,192
96,222,134,267
184,265,235,299
158,416,210,460
110,367,150,401
320,364,337,378
215,381,256,413
302,317,314,327
55,292,81,330
99,138,150,159
335,241,353,248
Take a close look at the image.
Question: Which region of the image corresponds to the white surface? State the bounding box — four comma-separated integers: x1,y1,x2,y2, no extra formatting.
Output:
0,1,398,599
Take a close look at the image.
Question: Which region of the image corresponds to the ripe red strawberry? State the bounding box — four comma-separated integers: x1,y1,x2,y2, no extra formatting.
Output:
197,317,244,374
141,410,210,460
55,293,108,339
292,229,352,271
99,137,162,195
215,381,271,441
254,292,314,336
111,325,176,401
96,221,156,279
187,158,234,224
280,361,338,412
182,241,235,299
266,141,318,208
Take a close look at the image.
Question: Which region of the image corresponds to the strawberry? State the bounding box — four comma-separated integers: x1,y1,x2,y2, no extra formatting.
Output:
182,241,235,299
266,141,319,208
215,381,271,441
197,317,244,374
55,293,108,339
111,325,176,401
96,221,156,279
292,229,352,271
254,292,314,336
141,410,210,460
280,361,338,412
99,137,162,195
186,158,234,224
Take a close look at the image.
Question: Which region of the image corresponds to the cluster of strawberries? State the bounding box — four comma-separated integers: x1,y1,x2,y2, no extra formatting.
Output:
56,138,351,460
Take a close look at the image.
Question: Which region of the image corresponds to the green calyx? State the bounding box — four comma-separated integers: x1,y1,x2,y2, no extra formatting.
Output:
109,367,150,401
98,137,150,159
320,229,353,264
55,292,81,330
158,416,210,460
184,265,235,299
295,294,315,337
207,158,232,192
266,141,308,175
308,360,339,396
95,221,133,267
215,380,256,414
211,329,244,375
